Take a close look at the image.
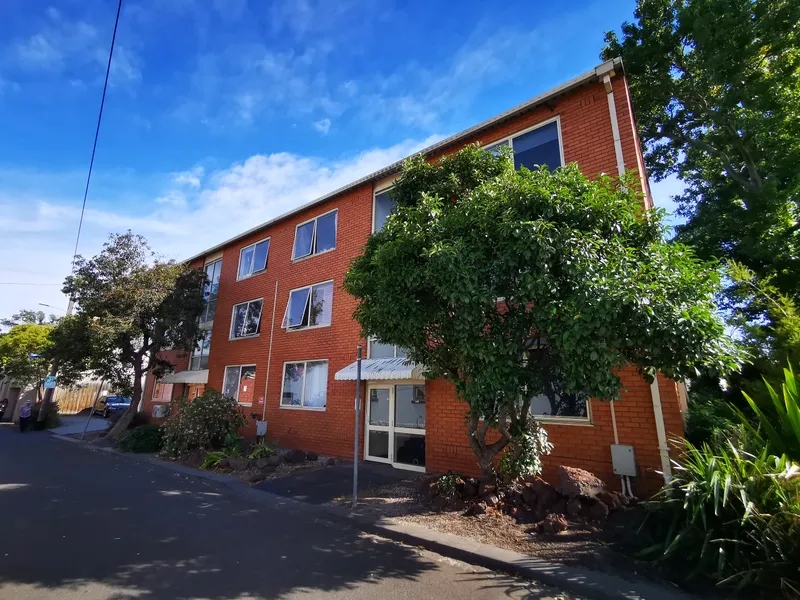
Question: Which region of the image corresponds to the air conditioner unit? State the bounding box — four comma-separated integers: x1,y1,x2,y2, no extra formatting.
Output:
152,405,168,419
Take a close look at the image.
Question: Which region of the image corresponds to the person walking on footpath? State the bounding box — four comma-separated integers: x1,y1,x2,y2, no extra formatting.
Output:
18,400,32,433
0,398,7,422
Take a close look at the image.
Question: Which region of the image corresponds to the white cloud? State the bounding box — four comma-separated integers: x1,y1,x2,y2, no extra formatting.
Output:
0,135,444,318
313,118,331,134
13,19,98,71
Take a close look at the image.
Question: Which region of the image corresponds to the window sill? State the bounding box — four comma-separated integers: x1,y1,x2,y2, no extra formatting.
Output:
535,417,593,427
238,403,253,407
291,247,336,264
279,405,326,412
151,399,171,403
236,269,267,283
284,323,332,333
228,334,261,342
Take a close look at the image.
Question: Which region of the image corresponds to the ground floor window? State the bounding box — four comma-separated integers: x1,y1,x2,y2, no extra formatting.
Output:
222,365,257,405
280,360,328,409
528,391,589,421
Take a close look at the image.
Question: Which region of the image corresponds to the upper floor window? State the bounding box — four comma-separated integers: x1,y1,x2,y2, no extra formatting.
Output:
485,119,563,173
238,238,270,280
282,281,333,330
152,380,173,403
374,188,395,232
368,338,408,359
230,298,263,339
190,330,211,370
293,209,337,260
200,258,222,324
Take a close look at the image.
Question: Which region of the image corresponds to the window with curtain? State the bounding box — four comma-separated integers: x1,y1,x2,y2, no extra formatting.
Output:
281,360,328,409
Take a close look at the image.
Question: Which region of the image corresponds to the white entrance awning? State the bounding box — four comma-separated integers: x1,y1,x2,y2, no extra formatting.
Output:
161,369,209,385
335,358,425,381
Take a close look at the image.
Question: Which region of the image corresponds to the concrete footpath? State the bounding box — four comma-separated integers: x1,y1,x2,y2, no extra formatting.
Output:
52,433,696,600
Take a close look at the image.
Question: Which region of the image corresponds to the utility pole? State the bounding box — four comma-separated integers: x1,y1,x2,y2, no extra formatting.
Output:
352,345,362,511
37,299,73,422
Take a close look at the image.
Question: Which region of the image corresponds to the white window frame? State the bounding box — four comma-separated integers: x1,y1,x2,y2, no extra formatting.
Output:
291,208,338,261
367,338,406,359
237,237,271,281
282,279,334,331
364,380,427,472
222,364,257,406
151,380,174,403
189,328,212,371
279,359,329,411
229,298,264,340
483,115,565,170
200,258,222,324
372,184,395,233
527,392,593,426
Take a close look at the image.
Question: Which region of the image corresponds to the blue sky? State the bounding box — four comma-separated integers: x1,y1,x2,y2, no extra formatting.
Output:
0,0,683,318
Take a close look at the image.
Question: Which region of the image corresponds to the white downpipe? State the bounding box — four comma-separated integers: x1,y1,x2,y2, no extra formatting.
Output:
261,280,279,422
650,374,673,482
603,74,626,178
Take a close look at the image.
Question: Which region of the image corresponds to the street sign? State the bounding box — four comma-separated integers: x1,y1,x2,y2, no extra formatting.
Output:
44,375,57,389
28,353,42,359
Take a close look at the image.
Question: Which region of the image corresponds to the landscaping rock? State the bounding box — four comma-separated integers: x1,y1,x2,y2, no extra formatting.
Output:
243,471,265,484
417,475,438,495
597,490,622,511
254,457,272,470
462,479,479,498
326,457,336,466
306,452,319,461
588,499,610,522
432,495,448,510
260,465,276,474
537,513,568,535
479,481,497,497
218,458,230,470
465,502,486,516
485,494,500,507
228,458,250,471
449,497,466,511
566,497,582,517
266,455,282,467
528,477,560,509
556,466,606,499
284,449,307,464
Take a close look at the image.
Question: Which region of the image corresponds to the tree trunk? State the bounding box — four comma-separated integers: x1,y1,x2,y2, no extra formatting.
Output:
467,412,512,480
105,369,143,440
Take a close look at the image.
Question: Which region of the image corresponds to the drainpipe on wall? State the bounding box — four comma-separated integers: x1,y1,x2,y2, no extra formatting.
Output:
603,68,672,485
650,374,673,482
261,280,279,424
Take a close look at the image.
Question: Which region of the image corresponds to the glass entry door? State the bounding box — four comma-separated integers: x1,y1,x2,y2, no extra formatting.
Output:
365,383,426,471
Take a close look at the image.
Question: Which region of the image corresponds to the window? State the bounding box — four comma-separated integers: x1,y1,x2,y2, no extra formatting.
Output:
238,238,270,280
281,360,328,409
374,189,395,232
200,258,222,324
230,299,263,339
282,281,333,330
292,210,337,259
528,390,589,421
222,365,257,405
484,119,563,172
152,380,173,402
190,330,211,370
368,339,408,359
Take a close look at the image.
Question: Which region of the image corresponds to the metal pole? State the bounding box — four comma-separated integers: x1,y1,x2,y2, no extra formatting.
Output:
81,379,105,440
38,298,74,422
352,345,362,511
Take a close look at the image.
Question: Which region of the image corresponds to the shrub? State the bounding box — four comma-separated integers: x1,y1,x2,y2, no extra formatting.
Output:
31,401,61,430
498,420,553,482
642,434,800,597
434,471,462,500
108,409,148,430
741,365,800,461
200,451,227,470
160,389,247,457
117,424,164,453
247,439,276,460
684,396,737,446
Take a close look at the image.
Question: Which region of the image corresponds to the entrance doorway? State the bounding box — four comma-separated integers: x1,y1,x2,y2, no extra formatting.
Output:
364,382,426,471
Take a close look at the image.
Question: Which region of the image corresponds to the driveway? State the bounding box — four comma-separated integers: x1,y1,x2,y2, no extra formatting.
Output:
0,425,571,599
49,414,108,436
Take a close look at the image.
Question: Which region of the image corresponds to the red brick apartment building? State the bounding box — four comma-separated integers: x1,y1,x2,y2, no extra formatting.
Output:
144,59,687,496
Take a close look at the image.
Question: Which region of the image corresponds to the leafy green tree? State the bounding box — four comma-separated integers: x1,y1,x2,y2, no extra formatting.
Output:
1,309,59,332
602,0,800,403
0,324,54,401
50,232,207,440
344,147,741,476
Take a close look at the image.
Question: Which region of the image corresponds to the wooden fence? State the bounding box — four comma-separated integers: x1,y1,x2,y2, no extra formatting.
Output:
54,382,108,415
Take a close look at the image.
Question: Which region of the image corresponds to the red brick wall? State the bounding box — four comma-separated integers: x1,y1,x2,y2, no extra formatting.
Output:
145,72,684,494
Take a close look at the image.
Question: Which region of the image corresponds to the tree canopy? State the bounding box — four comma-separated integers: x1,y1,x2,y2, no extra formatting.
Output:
344,146,741,475
51,232,207,439
1,309,59,332
0,323,54,400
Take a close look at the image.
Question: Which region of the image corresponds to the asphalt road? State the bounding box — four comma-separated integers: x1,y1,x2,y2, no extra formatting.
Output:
0,425,572,600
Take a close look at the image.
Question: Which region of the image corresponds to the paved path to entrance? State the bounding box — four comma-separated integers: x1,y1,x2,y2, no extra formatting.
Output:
255,461,413,504
0,424,573,600
49,414,108,436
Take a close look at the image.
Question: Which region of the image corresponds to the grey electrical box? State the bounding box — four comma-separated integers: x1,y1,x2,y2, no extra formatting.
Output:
256,420,267,437
610,444,637,477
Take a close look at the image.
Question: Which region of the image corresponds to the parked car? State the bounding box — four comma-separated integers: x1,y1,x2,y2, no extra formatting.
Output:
94,396,131,418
